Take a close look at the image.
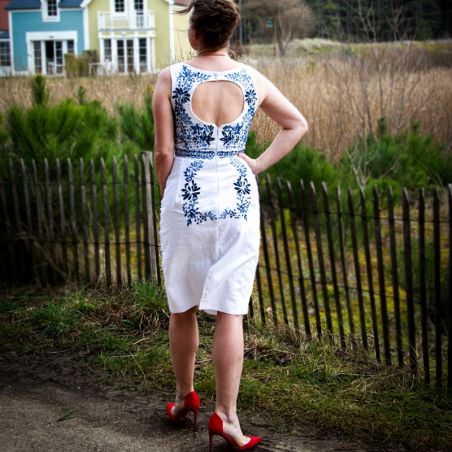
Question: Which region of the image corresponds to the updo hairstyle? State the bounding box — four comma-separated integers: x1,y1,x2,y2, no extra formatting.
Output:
181,0,240,51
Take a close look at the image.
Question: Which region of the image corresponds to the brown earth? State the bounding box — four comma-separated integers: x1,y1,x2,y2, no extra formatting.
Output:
0,351,405,452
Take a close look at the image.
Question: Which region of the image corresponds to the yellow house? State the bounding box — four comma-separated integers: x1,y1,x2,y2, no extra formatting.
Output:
87,0,191,74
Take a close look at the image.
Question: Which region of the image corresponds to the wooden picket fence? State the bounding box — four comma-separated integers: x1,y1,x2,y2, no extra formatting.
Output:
0,154,450,392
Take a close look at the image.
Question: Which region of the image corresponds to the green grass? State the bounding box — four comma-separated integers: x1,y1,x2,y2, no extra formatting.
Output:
0,282,450,450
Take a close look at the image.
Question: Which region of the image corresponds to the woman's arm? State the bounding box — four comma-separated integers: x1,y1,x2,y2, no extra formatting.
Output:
239,70,308,175
152,67,175,196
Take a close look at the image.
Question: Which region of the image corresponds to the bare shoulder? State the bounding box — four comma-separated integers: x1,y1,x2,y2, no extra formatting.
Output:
155,66,172,85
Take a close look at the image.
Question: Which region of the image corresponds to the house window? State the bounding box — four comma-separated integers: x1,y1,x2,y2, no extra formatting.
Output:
0,41,11,66
104,39,112,62
115,0,125,13
33,41,42,74
139,38,147,72
67,40,75,54
47,0,58,16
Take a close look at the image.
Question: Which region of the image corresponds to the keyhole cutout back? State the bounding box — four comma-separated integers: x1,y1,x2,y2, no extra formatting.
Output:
191,80,245,128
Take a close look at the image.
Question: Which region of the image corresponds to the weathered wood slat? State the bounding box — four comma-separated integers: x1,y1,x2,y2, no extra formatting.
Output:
402,188,417,378
266,175,288,325
100,158,112,286
286,180,311,339
44,159,56,284
359,188,380,362
322,182,345,348
112,157,122,287
347,189,368,351
142,153,152,281
387,187,403,367
90,160,101,283
149,154,161,285
432,189,442,388
32,161,45,285
336,187,355,345
418,188,430,384
123,156,132,287
255,264,266,325
79,159,90,284
448,184,452,392
300,180,322,339
310,182,334,341
0,172,12,280
134,155,142,281
276,178,299,331
67,159,80,282
259,188,277,325
20,159,35,284
9,159,23,281
372,186,391,365
56,159,69,277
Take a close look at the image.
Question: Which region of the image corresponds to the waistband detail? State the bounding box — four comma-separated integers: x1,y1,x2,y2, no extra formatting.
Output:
175,148,243,159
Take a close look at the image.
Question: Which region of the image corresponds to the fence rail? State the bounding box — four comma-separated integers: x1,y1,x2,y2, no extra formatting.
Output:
0,155,450,392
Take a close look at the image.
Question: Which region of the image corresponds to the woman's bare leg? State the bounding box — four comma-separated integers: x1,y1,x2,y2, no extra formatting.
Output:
169,307,199,413
212,311,250,446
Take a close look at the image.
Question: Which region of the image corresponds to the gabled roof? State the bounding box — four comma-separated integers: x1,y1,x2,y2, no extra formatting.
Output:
6,0,83,10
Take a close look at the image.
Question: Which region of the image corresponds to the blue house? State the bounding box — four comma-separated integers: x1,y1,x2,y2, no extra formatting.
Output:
6,0,87,75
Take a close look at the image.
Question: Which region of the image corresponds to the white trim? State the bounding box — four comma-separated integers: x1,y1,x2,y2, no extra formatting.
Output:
83,5,89,49
41,0,61,22
8,11,14,73
26,31,78,75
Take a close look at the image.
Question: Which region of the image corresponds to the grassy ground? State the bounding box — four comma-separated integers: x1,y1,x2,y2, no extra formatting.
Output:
0,282,450,450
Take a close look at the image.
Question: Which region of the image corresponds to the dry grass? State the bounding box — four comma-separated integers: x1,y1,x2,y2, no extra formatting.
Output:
1,41,451,160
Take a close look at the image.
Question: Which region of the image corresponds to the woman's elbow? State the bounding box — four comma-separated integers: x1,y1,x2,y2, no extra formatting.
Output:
295,117,309,140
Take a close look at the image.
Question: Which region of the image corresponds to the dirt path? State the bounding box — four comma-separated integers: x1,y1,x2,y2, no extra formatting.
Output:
0,352,400,452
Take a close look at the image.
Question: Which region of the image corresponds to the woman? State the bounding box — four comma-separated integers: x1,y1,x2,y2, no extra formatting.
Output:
152,0,308,450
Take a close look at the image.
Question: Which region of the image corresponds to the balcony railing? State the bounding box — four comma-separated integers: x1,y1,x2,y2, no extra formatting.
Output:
98,11,155,31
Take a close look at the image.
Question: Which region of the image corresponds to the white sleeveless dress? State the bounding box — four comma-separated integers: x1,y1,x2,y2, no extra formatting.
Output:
159,62,260,315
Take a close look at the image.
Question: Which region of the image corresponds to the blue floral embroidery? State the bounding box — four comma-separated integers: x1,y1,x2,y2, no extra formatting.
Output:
182,158,252,226
172,63,257,226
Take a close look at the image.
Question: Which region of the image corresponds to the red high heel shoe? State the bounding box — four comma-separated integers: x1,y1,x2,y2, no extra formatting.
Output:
208,412,261,451
166,390,200,431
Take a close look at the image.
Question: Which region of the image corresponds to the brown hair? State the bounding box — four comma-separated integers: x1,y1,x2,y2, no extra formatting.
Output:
180,0,240,51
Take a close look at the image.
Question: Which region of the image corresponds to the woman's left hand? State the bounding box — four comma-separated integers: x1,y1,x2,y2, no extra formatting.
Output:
238,152,260,175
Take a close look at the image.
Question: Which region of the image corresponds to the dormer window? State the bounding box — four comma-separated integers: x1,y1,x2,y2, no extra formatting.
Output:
47,0,57,16
42,0,60,21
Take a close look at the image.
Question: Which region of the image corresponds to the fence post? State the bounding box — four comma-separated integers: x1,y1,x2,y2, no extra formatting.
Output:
402,188,417,380
112,157,122,287
286,180,311,340
432,189,442,390
387,187,404,368
347,188,368,352
123,156,132,287
372,186,391,366
276,178,299,332
448,184,452,393
335,186,355,347
418,188,430,385
20,159,35,284
300,180,322,340
322,182,345,349
79,158,91,284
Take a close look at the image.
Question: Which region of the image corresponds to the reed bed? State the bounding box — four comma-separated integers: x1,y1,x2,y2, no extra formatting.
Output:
0,41,451,160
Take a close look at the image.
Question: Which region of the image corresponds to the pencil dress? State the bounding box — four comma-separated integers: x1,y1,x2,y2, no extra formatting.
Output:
159,62,260,316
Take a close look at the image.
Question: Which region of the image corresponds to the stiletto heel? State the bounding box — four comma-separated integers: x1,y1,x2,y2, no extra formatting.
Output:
166,390,200,431
207,412,261,451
